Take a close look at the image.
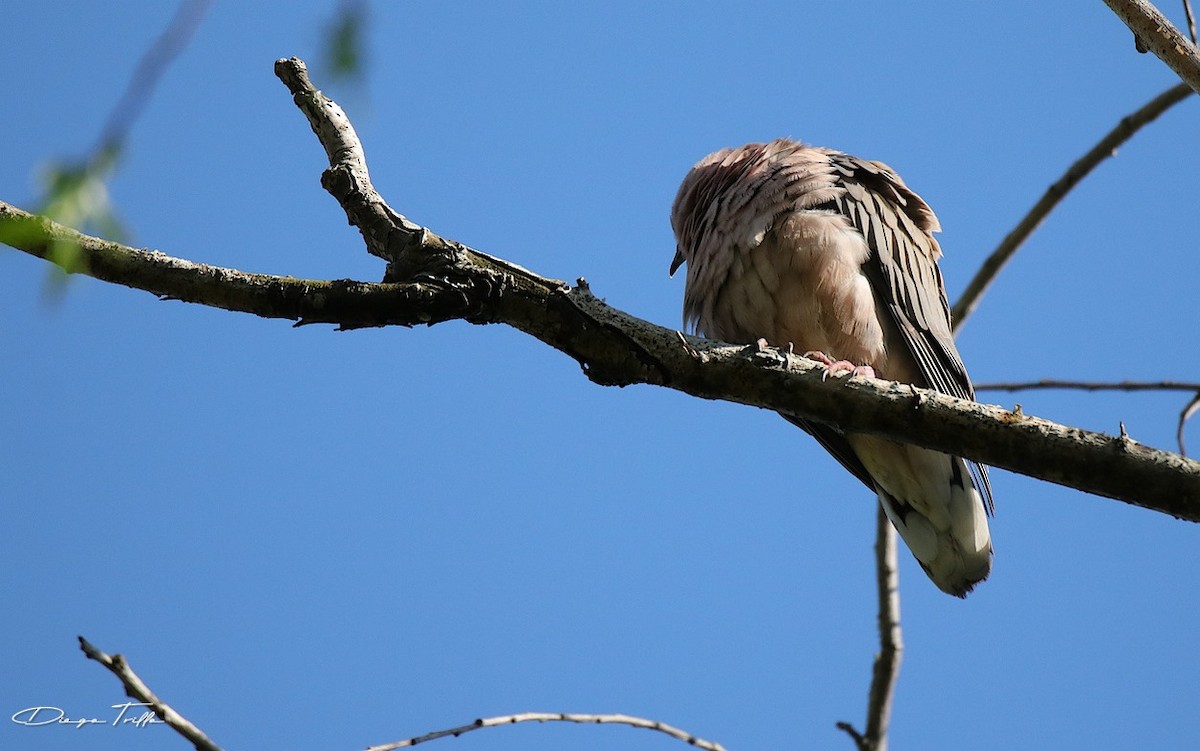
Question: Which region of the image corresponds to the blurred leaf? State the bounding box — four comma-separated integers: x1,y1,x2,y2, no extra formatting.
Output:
324,1,367,82
34,142,127,278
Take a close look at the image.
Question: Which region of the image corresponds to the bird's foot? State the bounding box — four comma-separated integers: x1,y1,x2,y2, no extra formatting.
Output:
803,351,876,381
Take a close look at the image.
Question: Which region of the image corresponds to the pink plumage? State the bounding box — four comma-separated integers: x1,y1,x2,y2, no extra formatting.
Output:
670,138,993,597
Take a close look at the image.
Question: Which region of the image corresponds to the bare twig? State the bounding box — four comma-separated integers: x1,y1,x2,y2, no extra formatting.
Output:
31,0,213,267
838,508,904,751
836,721,867,750
77,636,224,751
1182,394,1200,456
365,712,727,751
951,82,1194,331
96,0,214,154
976,379,1200,393
1102,0,1200,93
865,510,903,751
1185,0,1199,44
976,379,1200,455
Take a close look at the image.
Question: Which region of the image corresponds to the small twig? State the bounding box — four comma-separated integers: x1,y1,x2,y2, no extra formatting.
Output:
365,712,728,751
976,379,1200,455
975,379,1200,393
950,82,1193,332
1185,0,1199,44
1179,393,1200,456
77,636,224,751
836,720,867,751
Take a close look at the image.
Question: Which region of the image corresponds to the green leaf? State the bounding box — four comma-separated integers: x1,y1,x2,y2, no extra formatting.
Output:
324,2,367,82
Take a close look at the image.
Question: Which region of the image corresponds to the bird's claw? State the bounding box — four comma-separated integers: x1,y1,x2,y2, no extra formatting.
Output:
802,350,876,381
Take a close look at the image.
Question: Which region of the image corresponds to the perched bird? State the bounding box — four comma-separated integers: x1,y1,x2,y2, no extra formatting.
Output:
669,138,993,597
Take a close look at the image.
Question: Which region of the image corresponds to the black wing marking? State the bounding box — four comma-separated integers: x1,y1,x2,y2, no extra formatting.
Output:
823,152,995,513
784,416,876,491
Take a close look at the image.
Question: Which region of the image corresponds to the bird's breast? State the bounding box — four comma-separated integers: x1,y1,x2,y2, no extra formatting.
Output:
700,211,891,373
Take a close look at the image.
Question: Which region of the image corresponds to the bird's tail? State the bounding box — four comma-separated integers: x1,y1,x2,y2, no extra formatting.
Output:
850,436,993,596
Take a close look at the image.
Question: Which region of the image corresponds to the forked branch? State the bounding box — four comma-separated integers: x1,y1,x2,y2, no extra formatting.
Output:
4,58,1198,518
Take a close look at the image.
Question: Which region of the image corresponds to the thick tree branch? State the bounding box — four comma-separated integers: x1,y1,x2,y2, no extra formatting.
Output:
78,636,224,751
272,58,1200,516
4,60,1199,519
0,201,471,329
950,82,1193,330
1102,0,1200,93
5,196,1199,516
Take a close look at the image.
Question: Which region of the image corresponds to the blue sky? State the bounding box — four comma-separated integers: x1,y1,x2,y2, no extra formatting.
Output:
2,2,1198,750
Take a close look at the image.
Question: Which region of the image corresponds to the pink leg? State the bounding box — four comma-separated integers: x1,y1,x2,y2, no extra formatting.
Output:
803,350,877,380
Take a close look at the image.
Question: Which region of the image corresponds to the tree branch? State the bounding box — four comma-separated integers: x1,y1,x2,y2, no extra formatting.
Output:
96,0,214,154
976,380,1200,456
4,58,1199,519
5,196,1198,516
0,201,472,329
865,508,902,751
977,379,1200,393
78,637,728,751
950,82,1194,330
365,712,727,751
77,636,224,751
1182,394,1200,457
837,508,903,751
1102,0,1200,93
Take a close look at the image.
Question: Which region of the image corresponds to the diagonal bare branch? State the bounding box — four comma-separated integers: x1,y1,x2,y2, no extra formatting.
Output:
366,712,727,751
97,0,214,154
951,82,1193,331
78,636,224,751
1102,0,1200,92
